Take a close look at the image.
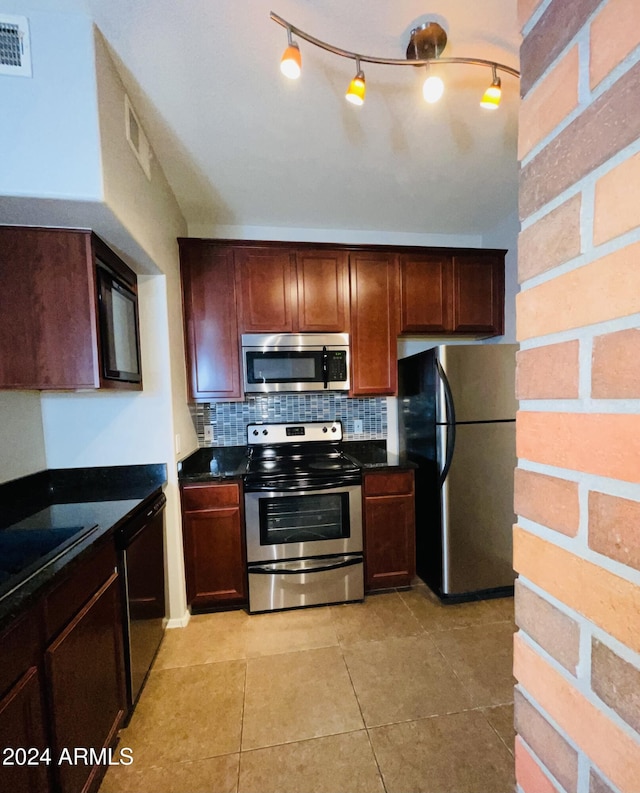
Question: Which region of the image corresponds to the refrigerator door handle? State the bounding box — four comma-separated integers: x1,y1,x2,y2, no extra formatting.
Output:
436,359,457,485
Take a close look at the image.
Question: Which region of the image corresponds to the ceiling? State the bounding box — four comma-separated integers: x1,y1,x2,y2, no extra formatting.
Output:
36,0,522,237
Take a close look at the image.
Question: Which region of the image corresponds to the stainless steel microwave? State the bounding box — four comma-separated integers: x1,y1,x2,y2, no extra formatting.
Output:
241,333,350,393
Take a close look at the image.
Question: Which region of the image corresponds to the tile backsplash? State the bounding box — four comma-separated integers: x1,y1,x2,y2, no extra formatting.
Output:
192,394,387,447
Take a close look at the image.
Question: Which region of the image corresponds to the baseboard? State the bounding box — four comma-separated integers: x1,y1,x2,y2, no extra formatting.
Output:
165,610,191,629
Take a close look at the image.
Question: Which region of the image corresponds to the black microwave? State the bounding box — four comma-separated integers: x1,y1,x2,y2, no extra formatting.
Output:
241,333,350,393
96,262,142,384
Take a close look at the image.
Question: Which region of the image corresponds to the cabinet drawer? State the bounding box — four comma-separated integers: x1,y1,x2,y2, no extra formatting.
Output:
44,539,117,641
182,482,240,511
364,470,414,497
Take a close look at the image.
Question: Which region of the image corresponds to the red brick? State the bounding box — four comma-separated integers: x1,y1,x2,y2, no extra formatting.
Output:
520,59,640,218
519,48,580,161
515,580,580,672
514,468,580,536
592,328,640,398
516,243,640,340
515,689,579,793
518,195,581,280
520,0,601,96
594,151,640,245
590,0,640,89
517,412,640,484
514,633,640,793
516,736,561,793
516,342,580,400
590,769,616,793
589,490,640,571
514,527,640,655
592,637,640,733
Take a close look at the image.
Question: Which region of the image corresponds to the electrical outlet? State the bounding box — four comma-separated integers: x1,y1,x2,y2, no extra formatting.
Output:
204,425,214,442
353,419,364,434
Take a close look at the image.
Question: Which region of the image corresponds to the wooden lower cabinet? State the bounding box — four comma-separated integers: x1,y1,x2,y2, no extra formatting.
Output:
363,470,416,592
0,609,51,793
181,481,247,611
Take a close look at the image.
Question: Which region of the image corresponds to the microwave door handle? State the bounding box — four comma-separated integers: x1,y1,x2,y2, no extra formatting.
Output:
322,346,328,389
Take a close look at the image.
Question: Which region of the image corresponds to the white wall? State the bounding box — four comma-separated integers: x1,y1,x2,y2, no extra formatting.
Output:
0,9,102,201
0,392,46,484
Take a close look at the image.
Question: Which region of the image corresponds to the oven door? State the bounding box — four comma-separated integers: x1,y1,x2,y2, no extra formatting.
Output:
244,484,362,563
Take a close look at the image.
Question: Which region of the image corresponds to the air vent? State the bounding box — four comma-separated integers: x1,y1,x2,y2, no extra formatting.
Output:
0,14,31,77
125,94,152,181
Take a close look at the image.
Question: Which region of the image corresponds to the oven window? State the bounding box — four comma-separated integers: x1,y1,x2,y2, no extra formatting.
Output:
246,352,320,383
259,493,351,545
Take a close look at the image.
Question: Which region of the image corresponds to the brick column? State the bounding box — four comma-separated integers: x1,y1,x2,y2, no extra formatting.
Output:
515,1,640,792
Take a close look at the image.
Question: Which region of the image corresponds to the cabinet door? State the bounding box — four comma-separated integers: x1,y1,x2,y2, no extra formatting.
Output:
349,253,399,396
296,250,349,332
399,253,453,333
235,248,295,332
46,572,126,793
452,252,504,335
0,227,99,389
180,241,241,400
0,667,52,793
182,483,246,611
364,471,416,592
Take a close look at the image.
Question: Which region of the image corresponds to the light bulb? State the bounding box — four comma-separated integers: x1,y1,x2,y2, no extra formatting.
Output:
280,43,301,79
422,74,444,104
480,78,502,109
346,71,366,105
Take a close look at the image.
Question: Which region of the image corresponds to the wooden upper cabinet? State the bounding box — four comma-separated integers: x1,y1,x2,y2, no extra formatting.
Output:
349,252,399,396
235,248,296,333
452,252,504,335
399,253,452,333
0,226,141,391
399,248,505,337
296,249,349,332
180,240,241,401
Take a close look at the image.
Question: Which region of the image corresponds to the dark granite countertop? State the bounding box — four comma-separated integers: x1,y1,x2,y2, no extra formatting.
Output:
341,441,417,470
178,446,248,482
0,464,167,632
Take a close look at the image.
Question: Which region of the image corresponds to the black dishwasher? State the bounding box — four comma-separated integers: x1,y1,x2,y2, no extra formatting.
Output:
117,492,166,717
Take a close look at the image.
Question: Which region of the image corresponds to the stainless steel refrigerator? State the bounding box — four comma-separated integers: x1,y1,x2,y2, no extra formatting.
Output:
398,344,518,601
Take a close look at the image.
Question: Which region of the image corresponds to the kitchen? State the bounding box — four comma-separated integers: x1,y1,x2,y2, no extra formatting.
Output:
2,1,639,792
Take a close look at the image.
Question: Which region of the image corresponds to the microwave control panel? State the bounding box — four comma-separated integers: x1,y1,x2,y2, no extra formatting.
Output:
327,351,348,381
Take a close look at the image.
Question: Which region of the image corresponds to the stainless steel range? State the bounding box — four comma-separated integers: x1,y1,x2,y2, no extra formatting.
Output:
244,421,363,613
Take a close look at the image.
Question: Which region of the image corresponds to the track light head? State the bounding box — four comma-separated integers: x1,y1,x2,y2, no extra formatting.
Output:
346,59,366,105
480,66,502,109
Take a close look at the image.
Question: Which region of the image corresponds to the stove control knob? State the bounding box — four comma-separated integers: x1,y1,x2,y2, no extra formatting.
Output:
322,426,328,433
331,426,338,432
262,429,268,435
252,429,259,436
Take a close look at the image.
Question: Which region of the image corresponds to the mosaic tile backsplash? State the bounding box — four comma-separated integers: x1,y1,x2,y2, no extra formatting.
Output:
192,394,387,447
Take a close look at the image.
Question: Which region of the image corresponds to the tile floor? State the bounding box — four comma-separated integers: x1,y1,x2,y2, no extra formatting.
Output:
100,583,516,793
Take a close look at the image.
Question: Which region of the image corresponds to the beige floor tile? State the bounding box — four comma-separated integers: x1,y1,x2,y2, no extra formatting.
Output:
154,611,250,669
99,754,239,793
120,661,245,766
400,588,514,632
330,591,423,645
482,703,515,755
343,634,471,727
369,711,516,793
431,621,515,707
241,646,363,750
238,731,384,793
243,606,338,657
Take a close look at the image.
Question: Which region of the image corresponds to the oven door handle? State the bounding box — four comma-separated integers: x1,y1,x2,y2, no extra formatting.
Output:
249,556,362,575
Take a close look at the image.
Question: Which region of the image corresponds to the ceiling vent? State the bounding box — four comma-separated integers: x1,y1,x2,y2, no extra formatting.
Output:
125,94,152,181
0,14,31,77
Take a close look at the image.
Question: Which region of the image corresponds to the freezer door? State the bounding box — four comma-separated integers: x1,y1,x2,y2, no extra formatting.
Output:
440,421,516,595
437,344,518,422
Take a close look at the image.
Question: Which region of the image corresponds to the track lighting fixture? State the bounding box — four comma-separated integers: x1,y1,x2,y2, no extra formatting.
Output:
271,12,519,108
280,26,301,79
345,57,366,105
480,65,502,109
